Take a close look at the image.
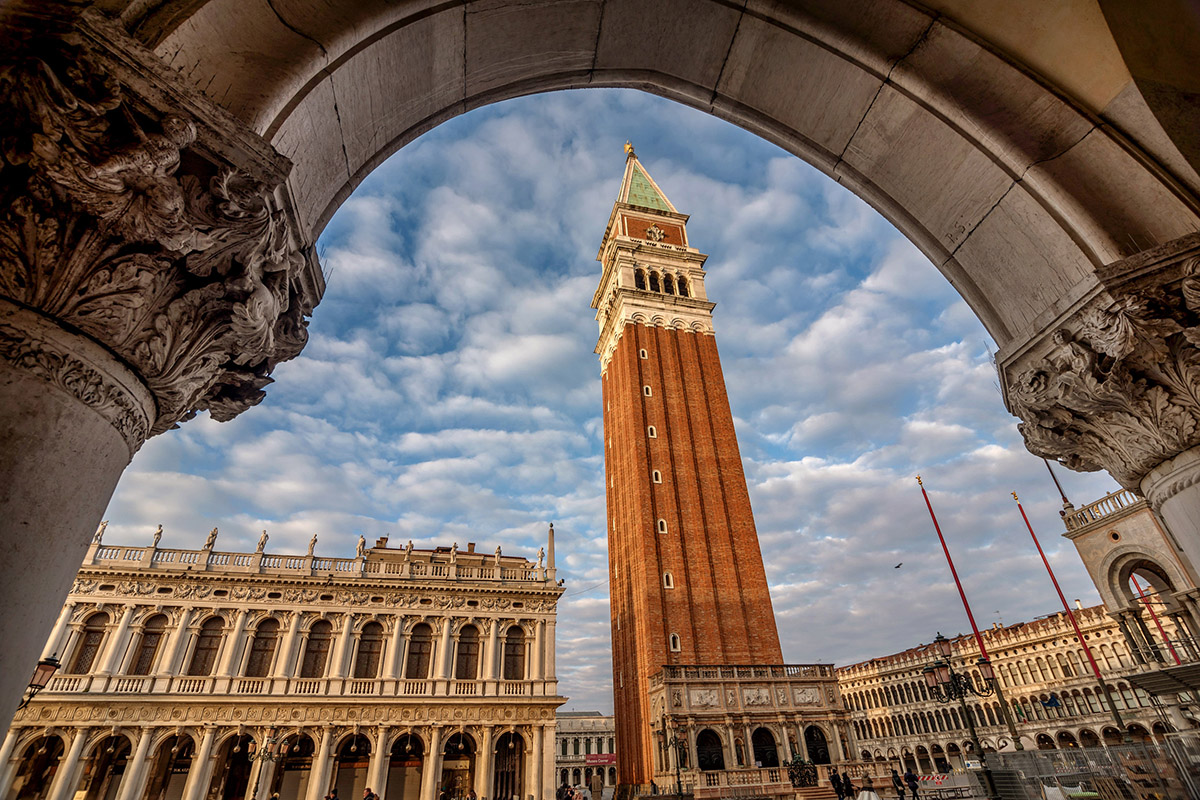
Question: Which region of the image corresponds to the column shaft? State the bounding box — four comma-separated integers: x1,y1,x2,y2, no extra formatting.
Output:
436,622,452,680
97,604,136,675
41,603,76,660
115,729,154,800
383,618,405,681
475,727,494,800
330,617,355,679
531,726,544,800
273,613,303,679
306,729,334,800
0,728,20,799
162,609,195,675
46,730,88,800
217,610,249,677
182,728,217,800
420,728,443,800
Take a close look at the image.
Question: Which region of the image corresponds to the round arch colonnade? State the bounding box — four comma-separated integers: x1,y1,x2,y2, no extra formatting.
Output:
2,0,1200,727
0,723,538,800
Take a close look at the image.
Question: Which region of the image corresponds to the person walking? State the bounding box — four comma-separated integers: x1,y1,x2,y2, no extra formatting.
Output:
830,769,844,800
904,769,919,800
891,769,905,800
841,770,854,798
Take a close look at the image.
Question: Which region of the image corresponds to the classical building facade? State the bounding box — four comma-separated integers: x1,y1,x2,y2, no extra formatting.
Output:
554,713,616,793
592,148,848,797
2,530,564,800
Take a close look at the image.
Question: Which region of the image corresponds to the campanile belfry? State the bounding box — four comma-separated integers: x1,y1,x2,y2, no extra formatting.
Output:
594,146,836,796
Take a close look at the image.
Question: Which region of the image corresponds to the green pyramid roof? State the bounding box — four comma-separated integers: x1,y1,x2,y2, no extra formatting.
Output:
625,163,671,211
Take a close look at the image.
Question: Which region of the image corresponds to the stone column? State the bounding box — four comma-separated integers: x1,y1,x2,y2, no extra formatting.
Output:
485,622,500,685
46,729,88,800
96,603,136,675
436,620,453,680
531,725,544,800
217,609,250,677
368,726,390,798
533,622,545,684
330,615,356,680
1114,615,1147,665
41,603,76,660
474,726,494,800
545,621,557,683
383,617,405,681
273,612,302,679
1002,241,1200,596
306,729,334,800
181,727,216,800
420,727,444,800
0,728,20,799
115,729,154,800
0,7,321,717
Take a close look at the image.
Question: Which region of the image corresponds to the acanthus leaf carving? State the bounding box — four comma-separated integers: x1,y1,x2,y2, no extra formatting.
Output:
1008,256,1200,490
0,29,318,447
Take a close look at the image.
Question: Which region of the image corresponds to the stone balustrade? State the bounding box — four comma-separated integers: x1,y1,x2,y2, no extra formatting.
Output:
1063,489,1144,532
43,673,545,699
652,664,834,684
85,540,545,582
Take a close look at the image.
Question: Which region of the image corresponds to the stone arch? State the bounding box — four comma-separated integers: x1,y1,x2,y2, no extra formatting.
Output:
1099,546,1191,610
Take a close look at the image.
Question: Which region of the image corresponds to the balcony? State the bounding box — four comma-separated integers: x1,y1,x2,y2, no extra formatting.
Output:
1063,490,1144,532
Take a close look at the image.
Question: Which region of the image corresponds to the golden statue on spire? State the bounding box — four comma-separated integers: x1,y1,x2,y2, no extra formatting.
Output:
624,140,635,157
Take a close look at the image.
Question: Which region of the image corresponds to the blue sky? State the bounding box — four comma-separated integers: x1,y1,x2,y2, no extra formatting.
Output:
102,88,1120,713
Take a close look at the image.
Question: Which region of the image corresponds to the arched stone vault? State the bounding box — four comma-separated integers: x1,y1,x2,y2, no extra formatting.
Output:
3,0,1200,718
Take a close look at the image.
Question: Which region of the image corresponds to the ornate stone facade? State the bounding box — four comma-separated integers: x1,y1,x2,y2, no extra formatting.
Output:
838,605,1181,772
554,713,616,795
1,531,563,800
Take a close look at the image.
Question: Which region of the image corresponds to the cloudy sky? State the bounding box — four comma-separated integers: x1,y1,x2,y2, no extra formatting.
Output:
102,88,1120,713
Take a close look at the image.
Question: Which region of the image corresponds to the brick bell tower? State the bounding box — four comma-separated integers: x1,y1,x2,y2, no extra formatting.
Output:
593,145,785,795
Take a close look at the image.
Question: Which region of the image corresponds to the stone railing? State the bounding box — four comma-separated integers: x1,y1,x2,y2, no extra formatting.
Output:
1064,489,1144,531
86,543,543,584
656,664,835,682
36,675,551,701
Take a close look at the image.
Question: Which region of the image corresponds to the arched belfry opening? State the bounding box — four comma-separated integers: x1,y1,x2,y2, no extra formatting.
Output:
1,1,1200,771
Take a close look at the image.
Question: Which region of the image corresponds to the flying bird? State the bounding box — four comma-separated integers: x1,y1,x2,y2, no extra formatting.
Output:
894,563,903,569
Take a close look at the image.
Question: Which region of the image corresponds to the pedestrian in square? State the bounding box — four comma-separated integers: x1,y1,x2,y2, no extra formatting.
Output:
891,769,905,800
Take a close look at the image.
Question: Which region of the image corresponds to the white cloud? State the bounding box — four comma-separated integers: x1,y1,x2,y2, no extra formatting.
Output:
102,89,1122,714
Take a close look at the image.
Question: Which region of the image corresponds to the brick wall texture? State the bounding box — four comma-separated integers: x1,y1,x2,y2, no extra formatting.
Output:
604,322,784,788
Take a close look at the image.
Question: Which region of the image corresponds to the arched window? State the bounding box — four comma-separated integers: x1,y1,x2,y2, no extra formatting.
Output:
608,737,614,753
751,728,779,768
644,385,652,396
669,633,681,652
71,613,110,674
677,278,689,297
300,620,333,678
573,738,580,756
634,270,646,290
353,621,384,678
406,623,434,679
187,617,224,676
657,519,668,534
130,614,167,675
639,348,648,359
652,470,662,483
649,272,660,292
647,425,657,438
584,739,591,755
244,617,280,677
663,274,675,294
455,625,480,680
561,740,568,757
503,627,526,680
663,572,674,589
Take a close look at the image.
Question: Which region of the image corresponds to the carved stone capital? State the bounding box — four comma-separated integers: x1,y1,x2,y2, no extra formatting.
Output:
1000,235,1200,491
0,11,322,453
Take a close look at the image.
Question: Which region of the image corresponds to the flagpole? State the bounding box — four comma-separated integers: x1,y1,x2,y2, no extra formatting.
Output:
1131,575,1182,666
915,476,1023,750
1013,492,1129,740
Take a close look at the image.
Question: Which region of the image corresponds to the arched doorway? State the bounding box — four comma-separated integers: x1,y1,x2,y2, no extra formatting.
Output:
695,730,724,771
1056,732,1078,749
386,734,423,800
209,734,254,800
11,736,65,800
440,732,475,800
750,728,778,769
930,744,948,772
492,732,524,800
1079,729,1101,748
1035,734,1056,751
74,734,132,800
802,727,829,765
945,743,962,770
140,733,194,800
334,735,371,800
271,734,316,800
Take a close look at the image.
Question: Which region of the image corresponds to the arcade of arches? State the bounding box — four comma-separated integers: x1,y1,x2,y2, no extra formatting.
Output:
4,0,1200,782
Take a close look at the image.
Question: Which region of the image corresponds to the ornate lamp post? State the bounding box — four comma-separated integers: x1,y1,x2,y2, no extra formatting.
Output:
922,634,999,800
660,714,688,797
16,654,60,711
248,730,285,800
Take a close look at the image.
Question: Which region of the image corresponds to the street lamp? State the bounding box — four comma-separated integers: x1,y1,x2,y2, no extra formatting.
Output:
17,654,61,711
659,714,687,797
922,634,999,800
248,731,285,800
